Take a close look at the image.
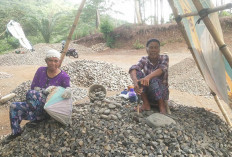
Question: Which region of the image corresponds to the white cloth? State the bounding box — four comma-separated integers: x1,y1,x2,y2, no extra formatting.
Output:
46,49,61,59
7,20,33,51
119,93,129,99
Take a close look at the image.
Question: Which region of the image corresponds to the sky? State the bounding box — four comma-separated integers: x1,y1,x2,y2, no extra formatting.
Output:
67,0,232,24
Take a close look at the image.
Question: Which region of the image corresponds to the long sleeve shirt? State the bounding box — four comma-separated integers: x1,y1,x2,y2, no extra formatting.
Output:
129,55,169,86
31,67,70,90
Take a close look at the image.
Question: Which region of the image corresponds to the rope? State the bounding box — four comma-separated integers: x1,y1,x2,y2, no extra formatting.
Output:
195,8,209,25
175,15,182,23
219,44,227,50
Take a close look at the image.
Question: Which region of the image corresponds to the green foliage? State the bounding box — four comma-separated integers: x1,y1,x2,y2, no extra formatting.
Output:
0,0,129,53
100,19,114,37
27,35,44,45
73,23,93,39
100,18,115,48
219,11,232,17
7,37,20,49
106,35,115,48
133,40,144,49
160,42,166,46
0,39,14,54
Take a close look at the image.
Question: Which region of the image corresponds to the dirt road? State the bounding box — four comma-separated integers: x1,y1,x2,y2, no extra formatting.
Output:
0,49,231,137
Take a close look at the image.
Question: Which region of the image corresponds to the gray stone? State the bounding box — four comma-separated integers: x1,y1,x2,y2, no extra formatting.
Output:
146,113,176,127
108,104,116,109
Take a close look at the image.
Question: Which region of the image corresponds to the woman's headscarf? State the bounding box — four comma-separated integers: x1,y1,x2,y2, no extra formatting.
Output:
46,49,61,59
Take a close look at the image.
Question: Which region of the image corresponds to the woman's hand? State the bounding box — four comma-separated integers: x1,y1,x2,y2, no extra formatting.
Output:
140,76,150,86
134,81,143,95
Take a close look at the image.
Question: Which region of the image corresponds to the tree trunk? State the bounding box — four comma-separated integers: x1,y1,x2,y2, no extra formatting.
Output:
142,0,145,23
96,9,100,30
150,0,153,24
134,0,142,24
154,0,156,24
160,0,164,24
156,0,158,24
138,0,143,23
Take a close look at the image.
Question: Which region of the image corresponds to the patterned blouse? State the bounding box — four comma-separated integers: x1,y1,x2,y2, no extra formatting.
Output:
129,55,169,86
31,67,70,89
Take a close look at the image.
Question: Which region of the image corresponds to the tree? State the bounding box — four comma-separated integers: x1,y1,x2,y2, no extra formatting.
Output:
154,0,158,24
134,0,142,24
96,9,101,29
100,18,114,47
81,0,114,30
160,0,164,24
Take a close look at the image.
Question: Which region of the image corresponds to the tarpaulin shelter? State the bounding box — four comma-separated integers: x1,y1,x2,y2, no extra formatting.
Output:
6,20,33,51
168,0,232,126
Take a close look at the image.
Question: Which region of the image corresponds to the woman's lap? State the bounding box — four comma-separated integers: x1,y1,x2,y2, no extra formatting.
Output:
10,89,48,121
10,102,36,121
136,70,169,101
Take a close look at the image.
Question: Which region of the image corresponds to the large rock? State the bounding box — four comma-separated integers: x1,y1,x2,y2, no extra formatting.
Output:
146,113,176,127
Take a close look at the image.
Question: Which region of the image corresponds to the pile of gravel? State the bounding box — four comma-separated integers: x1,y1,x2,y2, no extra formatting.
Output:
0,43,74,66
0,97,231,156
62,60,132,91
169,58,210,96
0,42,105,66
91,43,108,52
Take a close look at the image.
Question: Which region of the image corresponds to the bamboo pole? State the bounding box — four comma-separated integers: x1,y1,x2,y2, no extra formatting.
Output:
168,0,232,126
178,3,232,19
59,0,86,67
192,0,232,69
213,92,232,126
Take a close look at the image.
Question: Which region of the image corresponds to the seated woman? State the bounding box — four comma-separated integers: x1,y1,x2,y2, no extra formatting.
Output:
129,38,169,114
7,49,70,141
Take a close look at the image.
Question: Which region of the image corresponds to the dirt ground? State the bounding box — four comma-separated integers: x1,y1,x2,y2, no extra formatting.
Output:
0,48,231,137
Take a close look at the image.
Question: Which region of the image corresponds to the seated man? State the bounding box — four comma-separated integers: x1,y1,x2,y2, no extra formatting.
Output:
129,38,169,114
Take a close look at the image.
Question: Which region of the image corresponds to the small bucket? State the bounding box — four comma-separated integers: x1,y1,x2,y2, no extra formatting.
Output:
88,84,106,102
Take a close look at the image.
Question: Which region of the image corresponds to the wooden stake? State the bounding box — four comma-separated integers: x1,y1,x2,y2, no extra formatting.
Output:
59,0,86,67
213,94,232,126
137,103,140,114
165,100,171,114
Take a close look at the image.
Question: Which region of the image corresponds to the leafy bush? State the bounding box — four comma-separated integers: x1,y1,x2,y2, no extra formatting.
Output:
219,11,232,17
106,35,115,48
7,37,20,48
0,39,14,54
100,19,115,48
133,40,144,49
